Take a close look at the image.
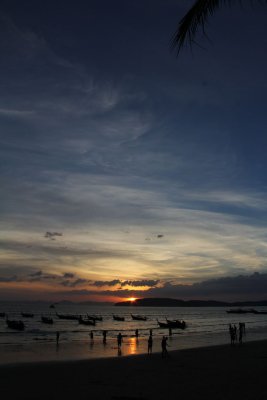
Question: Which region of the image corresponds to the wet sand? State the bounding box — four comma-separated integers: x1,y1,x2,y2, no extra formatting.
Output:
1,339,267,400
0,332,230,365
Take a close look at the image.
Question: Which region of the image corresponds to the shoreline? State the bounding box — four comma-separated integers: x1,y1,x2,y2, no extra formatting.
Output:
0,330,230,366
1,337,264,367
1,339,267,399
0,328,266,366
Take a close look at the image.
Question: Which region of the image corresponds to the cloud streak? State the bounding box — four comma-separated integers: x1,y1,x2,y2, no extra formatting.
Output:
55,273,267,302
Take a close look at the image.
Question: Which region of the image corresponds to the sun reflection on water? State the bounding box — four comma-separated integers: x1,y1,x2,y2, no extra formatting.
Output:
127,337,138,356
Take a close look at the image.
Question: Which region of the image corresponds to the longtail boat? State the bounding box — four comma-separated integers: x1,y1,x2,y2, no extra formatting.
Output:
78,317,95,326
87,314,103,321
21,312,34,318
113,315,125,321
41,316,53,324
56,313,80,320
131,314,147,321
6,319,25,331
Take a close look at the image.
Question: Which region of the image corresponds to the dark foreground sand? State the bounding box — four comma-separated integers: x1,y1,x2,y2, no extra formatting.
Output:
1,340,267,400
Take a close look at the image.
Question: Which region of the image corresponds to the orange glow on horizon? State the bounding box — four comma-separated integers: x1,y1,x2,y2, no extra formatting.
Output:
127,297,138,302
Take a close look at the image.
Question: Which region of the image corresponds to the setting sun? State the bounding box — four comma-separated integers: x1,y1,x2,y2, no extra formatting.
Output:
128,297,137,302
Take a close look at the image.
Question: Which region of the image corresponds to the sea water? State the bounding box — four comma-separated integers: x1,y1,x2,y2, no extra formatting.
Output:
1,302,267,363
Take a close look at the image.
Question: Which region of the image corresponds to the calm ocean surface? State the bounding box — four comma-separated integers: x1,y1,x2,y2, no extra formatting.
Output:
1,302,267,363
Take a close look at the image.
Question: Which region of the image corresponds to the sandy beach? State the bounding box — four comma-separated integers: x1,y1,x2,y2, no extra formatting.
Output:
1,339,267,400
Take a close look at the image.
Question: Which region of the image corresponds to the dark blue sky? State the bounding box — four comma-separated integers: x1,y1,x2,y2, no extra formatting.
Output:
1,1,267,301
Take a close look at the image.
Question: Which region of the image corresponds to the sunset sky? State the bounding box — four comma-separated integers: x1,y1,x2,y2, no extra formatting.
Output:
1,1,267,302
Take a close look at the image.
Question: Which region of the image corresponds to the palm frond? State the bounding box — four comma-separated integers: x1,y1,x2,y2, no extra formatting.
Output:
171,0,266,54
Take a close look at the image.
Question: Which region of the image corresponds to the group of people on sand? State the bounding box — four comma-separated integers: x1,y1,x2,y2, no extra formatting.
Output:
88,328,169,357
115,329,169,357
58,322,245,354
90,330,123,348
229,322,246,345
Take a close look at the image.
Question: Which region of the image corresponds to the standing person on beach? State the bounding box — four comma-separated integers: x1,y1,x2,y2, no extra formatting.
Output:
90,330,94,341
117,332,123,348
103,330,107,344
229,324,236,345
56,331,60,345
135,329,139,338
161,336,168,357
148,333,153,354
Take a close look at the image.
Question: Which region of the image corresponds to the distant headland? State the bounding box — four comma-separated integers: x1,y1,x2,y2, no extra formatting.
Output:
115,297,267,307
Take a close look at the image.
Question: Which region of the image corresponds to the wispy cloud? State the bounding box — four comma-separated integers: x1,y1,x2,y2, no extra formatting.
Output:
56,272,267,302
44,232,63,240
2,179,267,284
0,108,35,118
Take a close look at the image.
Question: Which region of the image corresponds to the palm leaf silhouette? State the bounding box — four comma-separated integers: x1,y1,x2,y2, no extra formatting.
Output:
171,0,266,53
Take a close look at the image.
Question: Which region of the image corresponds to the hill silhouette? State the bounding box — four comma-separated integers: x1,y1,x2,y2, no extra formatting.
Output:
115,297,267,307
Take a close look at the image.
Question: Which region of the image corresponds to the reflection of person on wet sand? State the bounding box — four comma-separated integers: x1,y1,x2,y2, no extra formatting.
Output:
56,331,60,345
117,332,123,348
148,333,153,354
239,322,245,344
103,330,107,344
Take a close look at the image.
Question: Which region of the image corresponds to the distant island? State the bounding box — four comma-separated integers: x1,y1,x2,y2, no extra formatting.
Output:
115,297,267,307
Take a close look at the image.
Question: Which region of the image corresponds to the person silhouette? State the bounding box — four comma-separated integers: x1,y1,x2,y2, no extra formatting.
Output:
161,336,168,357
148,333,153,354
135,329,139,338
117,332,123,348
103,330,107,344
229,324,237,345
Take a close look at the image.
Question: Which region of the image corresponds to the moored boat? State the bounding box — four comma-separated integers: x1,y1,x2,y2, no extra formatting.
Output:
56,313,80,320
41,316,53,324
166,319,186,329
249,309,267,315
113,315,125,321
87,314,103,321
157,319,169,328
78,317,95,326
131,314,147,321
227,309,252,314
21,312,34,318
157,319,186,329
6,319,25,331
